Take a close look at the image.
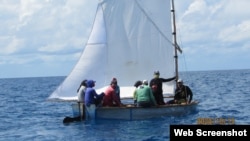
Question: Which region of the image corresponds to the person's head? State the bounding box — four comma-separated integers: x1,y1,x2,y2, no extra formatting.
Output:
87,80,96,88
77,79,88,92
154,70,160,78
134,80,142,88
110,80,117,88
142,80,148,85
111,77,118,84
81,79,87,87
177,79,183,87
112,77,117,81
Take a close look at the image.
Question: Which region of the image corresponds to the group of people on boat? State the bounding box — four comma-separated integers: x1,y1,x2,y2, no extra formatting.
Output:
77,78,122,107
77,77,123,119
77,70,193,119
77,70,193,107
133,71,193,108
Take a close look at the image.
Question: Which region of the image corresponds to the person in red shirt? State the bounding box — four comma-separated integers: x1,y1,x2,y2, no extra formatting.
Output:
102,80,122,107
111,77,121,103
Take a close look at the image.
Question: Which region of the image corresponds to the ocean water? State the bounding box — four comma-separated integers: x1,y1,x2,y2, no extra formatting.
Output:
0,69,250,141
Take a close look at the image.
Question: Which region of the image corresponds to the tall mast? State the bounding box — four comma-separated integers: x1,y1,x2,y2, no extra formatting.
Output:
171,0,179,86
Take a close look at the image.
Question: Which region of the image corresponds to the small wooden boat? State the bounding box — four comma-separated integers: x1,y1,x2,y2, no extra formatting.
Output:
97,102,198,120
70,101,199,121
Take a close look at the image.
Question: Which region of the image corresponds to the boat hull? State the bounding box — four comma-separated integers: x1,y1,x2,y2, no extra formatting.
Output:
72,101,198,120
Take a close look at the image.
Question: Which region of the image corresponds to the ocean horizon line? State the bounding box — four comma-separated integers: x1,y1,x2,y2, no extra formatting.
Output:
1,68,249,79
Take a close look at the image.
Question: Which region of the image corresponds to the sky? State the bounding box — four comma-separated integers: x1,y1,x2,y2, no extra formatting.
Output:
1,0,250,78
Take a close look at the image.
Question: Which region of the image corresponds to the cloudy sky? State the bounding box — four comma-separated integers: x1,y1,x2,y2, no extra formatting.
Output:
1,0,250,78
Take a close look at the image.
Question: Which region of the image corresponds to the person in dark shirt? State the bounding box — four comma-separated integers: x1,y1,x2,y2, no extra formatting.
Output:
167,79,193,104
149,71,176,105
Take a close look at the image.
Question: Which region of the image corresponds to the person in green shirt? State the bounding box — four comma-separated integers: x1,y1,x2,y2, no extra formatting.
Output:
134,80,157,107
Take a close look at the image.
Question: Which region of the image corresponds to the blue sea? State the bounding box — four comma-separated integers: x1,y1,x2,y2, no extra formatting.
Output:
0,69,250,141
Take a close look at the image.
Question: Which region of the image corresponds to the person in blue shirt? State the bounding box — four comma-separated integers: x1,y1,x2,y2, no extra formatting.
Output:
84,80,104,119
84,80,104,106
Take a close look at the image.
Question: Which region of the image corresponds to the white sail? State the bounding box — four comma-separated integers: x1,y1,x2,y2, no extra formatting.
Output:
48,0,175,101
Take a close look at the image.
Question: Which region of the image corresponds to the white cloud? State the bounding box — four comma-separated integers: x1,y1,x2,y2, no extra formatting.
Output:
19,0,43,24
39,43,66,52
182,0,207,17
177,0,250,44
0,0,98,77
1,0,97,54
0,36,24,55
175,0,250,71
218,20,250,42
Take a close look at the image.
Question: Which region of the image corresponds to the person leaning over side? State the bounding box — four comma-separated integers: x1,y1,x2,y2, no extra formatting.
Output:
134,80,157,108
149,71,176,105
167,79,193,104
102,79,123,107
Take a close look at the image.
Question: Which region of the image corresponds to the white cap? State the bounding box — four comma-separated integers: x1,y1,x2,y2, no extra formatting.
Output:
143,80,148,85
177,79,183,83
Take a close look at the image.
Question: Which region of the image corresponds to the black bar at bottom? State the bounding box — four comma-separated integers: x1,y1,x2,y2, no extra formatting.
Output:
170,125,250,141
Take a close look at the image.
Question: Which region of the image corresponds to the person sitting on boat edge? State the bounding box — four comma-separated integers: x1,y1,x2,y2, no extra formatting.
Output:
77,79,87,103
134,80,157,108
77,79,88,120
102,79,123,107
149,70,176,105
166,79,193,104
84,80,105,119
133,80,143,106
84,80,105,107
111,77,121,103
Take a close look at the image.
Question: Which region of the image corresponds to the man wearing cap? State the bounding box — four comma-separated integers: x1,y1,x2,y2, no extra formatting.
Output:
167,79,193,104
149,71,176,105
